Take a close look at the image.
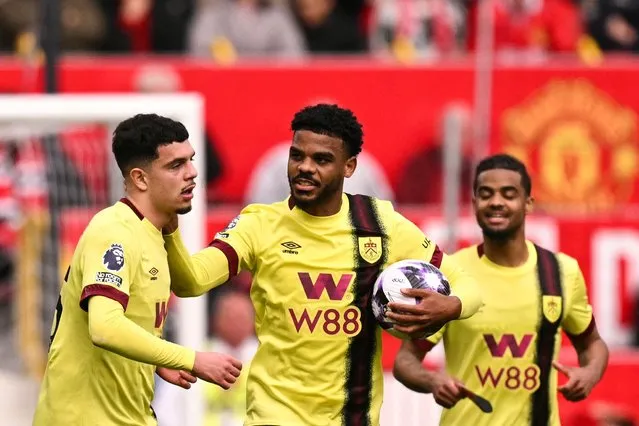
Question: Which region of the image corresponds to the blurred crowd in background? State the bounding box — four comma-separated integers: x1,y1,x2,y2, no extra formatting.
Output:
0,0,637,61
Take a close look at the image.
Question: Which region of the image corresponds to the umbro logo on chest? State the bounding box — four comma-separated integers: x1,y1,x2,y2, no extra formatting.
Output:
281,241,301,255
149,267,159,281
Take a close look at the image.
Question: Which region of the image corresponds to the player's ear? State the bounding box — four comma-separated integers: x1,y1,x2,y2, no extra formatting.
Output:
525,195,534,214
344,156,357,179
129,167,148,192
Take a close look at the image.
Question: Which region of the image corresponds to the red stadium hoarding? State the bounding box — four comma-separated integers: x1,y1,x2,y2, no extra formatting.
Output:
1,57,639,209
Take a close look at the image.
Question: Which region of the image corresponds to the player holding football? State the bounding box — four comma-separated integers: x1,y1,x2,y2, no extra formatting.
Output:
33,114,242,426
162,104,482,426
393,154,609,425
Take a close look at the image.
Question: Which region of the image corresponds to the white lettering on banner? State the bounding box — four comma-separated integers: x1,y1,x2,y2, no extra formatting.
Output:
592,230,639,346
420,217,559,252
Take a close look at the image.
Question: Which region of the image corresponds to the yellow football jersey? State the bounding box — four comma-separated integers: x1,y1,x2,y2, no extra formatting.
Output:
167,194,481,426
34,199,171,426
425,241,594,426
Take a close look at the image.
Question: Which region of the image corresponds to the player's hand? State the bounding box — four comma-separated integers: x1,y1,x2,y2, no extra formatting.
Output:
386,289,462,338
162,214,179,235
431,372,466,409
156,367,197,389
192,352,242,390
553,361,598,402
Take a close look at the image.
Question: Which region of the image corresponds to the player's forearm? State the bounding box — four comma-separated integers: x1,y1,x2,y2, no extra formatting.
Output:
393,350,438,393
440,256,482,319
577,337,609,382
164,231,229,297
88,296,195,370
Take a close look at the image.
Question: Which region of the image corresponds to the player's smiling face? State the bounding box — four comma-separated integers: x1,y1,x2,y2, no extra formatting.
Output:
473,168,533,240
147,141,197,215
287,130,356,212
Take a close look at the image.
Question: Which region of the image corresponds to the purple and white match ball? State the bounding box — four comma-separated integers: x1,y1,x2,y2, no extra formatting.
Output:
371,259,452,339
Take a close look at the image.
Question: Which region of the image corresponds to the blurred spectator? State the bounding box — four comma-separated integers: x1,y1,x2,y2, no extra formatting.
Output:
0,0,106,52
585,0,639,52
291,0,367,53
188,0,305,59
97,0,195,52
396,103,473,205
466,0,583,56
369,0,466,60
244,141,394,205
154,289,257,426
565,401,637,426
133,64,225,202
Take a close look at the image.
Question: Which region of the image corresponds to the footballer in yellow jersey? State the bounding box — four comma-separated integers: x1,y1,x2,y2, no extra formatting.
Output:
393,154,609,426
164,104,483,426
34,114,241,426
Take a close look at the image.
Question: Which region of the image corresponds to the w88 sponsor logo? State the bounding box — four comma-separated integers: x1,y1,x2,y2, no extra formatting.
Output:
475,333,541,392
287,272,362,337
288,306,361,337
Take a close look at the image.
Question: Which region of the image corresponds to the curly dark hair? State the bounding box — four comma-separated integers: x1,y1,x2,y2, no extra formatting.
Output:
291,104,364,157
112,113,189,176
473,153,532,196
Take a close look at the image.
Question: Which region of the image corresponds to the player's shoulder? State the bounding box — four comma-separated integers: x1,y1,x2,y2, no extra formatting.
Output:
221,200,287,233
347,194,402,229
554,251,581,275
85,203,138,237
239,199,290,219
451,245,481,263
369,196,395,215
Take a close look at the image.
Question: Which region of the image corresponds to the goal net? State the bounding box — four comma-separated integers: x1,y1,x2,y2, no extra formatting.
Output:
0,94,207,426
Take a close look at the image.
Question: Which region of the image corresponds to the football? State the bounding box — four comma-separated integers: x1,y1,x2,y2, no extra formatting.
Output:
371,259,452,339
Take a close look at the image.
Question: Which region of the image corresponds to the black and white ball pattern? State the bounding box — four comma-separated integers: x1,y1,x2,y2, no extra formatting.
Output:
371,259,451,339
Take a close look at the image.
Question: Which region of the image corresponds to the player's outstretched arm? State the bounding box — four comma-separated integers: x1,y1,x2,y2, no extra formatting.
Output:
163,230,233,297
88,296,241,388
554,326,609,402
393,340,465,408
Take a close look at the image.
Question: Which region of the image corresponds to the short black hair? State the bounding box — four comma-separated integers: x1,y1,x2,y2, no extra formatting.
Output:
291,104,364,157
112,113,189,176
473,153,532,196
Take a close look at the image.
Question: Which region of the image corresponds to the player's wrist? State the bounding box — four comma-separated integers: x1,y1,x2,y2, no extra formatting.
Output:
447,296,462,320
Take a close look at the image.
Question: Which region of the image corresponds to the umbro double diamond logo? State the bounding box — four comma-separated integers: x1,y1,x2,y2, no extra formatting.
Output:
281,241,301,254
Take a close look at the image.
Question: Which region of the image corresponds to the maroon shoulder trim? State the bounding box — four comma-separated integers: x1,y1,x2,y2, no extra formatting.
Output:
430,245,443,268
566,316,596,340
80,284,129,312
210,240,239,277
119,198,144,220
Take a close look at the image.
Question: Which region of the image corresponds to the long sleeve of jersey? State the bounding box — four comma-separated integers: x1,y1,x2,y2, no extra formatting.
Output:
438,253,482,319
165,206,260,297
164,231,232,297
88,296,195,370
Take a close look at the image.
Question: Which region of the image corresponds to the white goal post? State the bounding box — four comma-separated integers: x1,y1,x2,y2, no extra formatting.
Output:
0,93,207,425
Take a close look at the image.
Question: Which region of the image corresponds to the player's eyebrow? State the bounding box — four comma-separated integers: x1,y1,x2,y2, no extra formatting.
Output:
477,184,518,192
289,146,303,155
163,154,195,168
312,151,335,160
499,185,519,193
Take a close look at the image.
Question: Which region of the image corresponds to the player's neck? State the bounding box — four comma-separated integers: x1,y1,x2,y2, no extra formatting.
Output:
482,235,529,267
122,195,167,230
300,195,343,217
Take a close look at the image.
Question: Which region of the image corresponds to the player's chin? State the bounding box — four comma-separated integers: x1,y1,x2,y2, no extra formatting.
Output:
479,221,514,237
175,203,193,215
